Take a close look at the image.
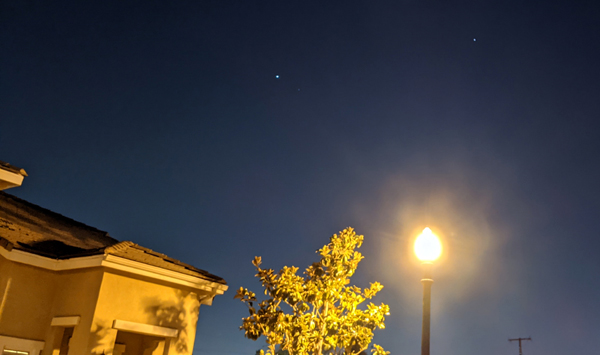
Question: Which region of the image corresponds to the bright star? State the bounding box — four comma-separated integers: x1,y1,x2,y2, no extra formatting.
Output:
275,75,280,79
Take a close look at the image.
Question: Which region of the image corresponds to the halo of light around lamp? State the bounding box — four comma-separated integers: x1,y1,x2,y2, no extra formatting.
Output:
414,227,442,262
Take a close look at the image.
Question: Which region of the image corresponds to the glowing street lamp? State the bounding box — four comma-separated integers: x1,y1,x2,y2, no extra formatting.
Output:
414,227,442,355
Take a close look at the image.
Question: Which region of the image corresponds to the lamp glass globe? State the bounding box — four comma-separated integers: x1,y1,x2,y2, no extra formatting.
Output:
414,227,442,262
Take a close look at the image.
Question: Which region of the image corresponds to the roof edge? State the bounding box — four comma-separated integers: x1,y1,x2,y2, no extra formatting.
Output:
104,241,227,285
0,161,27,177
0,245,228,293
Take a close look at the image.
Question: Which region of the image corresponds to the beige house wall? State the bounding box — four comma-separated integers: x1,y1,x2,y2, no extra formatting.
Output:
90,270,203,355
0,254,212,355
0,257,106,354
43,268,105,355
0,257,58,339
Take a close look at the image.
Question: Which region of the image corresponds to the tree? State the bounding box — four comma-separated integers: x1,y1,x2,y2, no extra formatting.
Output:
235,228,390,355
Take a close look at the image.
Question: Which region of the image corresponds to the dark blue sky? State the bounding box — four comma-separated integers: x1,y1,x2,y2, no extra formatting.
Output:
2,1,600,354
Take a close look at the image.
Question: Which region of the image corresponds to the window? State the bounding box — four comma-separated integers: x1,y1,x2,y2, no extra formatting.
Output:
3,350,29,355
0,336,43,355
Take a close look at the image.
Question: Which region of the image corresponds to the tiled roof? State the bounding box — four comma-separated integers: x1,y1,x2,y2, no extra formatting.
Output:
105,241,225,283
0,191,117,254
0,192,226,285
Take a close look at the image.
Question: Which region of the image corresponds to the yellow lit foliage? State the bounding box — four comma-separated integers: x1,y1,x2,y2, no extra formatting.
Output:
235,228,390,355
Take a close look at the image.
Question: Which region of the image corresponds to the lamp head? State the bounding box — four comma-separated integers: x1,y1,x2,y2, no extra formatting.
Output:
414,227,442,262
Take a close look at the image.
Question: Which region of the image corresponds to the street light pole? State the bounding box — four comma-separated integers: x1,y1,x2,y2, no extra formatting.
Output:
414,228,442,355
420,262,433,355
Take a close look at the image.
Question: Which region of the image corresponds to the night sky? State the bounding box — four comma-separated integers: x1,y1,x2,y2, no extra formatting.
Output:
2,1,600,354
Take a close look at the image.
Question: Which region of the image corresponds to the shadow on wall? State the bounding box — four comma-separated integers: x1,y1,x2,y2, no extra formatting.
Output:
86,291,203,354
89,318,113,355
144,290,201,354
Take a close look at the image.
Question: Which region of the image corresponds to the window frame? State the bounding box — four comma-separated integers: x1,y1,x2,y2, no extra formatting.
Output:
0,335,44,355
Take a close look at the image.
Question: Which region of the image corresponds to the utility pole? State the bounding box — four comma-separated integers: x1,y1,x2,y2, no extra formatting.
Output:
509,337,531,355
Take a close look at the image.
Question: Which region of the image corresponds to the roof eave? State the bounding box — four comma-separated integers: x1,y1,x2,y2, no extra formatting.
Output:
0,168,25,190
0,246,228,298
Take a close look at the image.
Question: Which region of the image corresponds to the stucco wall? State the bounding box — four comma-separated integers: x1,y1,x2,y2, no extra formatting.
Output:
43,267,105,355
0,257,58,339
0,254,210,355
89,270,202,355
0,256,107,354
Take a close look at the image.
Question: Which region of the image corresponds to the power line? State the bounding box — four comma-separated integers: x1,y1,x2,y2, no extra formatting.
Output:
508,337,532,355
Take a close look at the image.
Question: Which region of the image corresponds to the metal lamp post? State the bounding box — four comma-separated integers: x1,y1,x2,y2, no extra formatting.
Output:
414,228,442,355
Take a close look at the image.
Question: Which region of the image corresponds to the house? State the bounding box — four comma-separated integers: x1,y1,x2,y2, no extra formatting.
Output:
0,161,228,355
